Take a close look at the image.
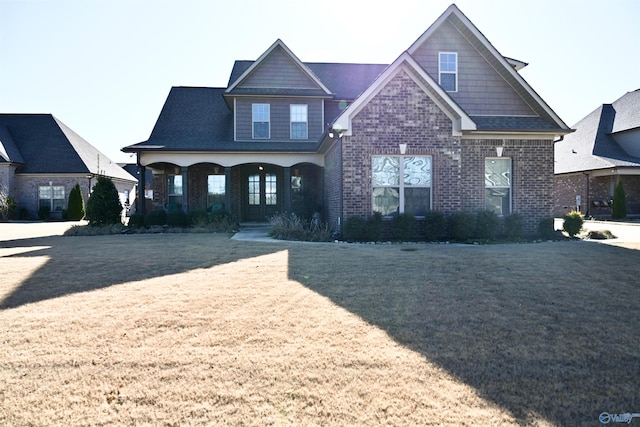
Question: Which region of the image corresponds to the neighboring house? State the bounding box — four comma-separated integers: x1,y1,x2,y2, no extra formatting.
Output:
123,4,570,235
0,114,137,219
555,89,640,218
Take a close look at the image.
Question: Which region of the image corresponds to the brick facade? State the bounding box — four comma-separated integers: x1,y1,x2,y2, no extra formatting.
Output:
334,69,555,235
555,173,640,218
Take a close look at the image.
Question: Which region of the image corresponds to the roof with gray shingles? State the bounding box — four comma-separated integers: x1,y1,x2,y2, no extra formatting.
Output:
0,114,136,182
555,89,640,174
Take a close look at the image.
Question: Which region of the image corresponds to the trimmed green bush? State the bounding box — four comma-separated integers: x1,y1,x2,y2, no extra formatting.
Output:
448,212,475,241
145,209,167,226
86,176,122,226
475,210,499,240
423,211,446,241
364,211,384,242
611,181,627,219
66,183,85,220
38,206,51,220
344,216,367,242
537,217,558,240
503,213,524,240
563,211,584,238
128,213,145,228
167,210,188,227
391,212,416,241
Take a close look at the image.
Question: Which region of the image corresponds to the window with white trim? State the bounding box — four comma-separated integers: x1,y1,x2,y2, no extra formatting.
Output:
207,174,225,211
439,52,457,92
290,104,308,139
372,155,432,216
38,185,65,211
485,158,511,216
167,174,183,209
252,103,270,139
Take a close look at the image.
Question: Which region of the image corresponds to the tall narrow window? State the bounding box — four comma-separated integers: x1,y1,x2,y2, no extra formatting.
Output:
252,103,270,139
207,174,225,211
290,104,308,139
439,52,457,92
485,158,511,216
372,155,431,216
167,174,183,209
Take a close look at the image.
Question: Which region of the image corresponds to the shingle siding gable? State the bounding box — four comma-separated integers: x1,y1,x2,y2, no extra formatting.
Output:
411,20,535,117
238,46,321,90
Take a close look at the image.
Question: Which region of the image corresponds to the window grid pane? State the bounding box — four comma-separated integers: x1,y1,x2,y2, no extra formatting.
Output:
439,52,457,92
252,104,270,139
372,155,431,216
485,158,511,216
265,173,277,205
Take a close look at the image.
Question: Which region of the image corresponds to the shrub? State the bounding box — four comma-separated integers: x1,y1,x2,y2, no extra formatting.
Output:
448,212,475,241
475,210,499,240
391,212,416,241
167,210,188,227
503,213,524,240
423,211,446,241
86,176,122,226
145,209,167,226
269,212,332,242
188,209,209,227
66,183,85,220
563,211,584,238
537,217,558,240
128,213,145,228
364,211,384,242
38,206,51,220
611,181,627,219
343,215,367,242
0,189,16,221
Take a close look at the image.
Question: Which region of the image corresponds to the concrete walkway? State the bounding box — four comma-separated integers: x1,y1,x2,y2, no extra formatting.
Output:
230,223,275,242
555,218,640,249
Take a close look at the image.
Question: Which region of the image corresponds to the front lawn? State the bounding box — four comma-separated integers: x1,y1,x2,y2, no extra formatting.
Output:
1,233,638,425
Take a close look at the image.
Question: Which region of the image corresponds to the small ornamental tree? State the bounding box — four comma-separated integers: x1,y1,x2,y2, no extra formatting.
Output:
563,210,584,238
611,180,627,219
86,176,122,226
66,183,85,220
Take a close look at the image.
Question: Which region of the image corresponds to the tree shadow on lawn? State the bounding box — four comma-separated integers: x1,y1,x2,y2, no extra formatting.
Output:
0,233,279,310
287,242,640,426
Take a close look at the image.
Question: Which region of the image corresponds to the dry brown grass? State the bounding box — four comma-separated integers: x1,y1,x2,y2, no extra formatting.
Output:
1,228,639,426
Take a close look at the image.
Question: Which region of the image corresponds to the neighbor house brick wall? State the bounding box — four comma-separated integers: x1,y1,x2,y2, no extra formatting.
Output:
324,138,343,232
345,69,458,220
554,173,586,217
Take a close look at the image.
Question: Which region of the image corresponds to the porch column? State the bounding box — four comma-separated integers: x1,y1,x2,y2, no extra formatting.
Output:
181,166,188,212
224,167,232,213
137,161,146,216
283,166,291,213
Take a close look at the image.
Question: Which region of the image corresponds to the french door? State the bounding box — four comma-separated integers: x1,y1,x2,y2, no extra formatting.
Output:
244,165,280,221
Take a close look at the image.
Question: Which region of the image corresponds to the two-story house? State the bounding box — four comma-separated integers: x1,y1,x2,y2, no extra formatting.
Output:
123,4,570,235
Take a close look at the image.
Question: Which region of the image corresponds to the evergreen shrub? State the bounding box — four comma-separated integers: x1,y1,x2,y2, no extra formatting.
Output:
86,176,122,226
343,216,367,242
167,210,188,227
423,211,446,241
145,209,167,226
364,211,384,242
503,213,524,240
128,213,145,228
563,211,584,238
475,210,499,240
66,183,85,220
611,181,627,219
391,212,416,241
448,211,475,241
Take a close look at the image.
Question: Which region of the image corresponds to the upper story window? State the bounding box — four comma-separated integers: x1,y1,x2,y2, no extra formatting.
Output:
290,104,308,139
252,103,270,139
439,52,458,92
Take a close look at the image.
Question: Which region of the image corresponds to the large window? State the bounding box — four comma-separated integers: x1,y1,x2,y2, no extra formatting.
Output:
439,52,457,92
38,185,65,211
372,155,431,216
485,158,511,216
252,103,270,139
167,174,182,209
207,175,225,211
290,104,308,139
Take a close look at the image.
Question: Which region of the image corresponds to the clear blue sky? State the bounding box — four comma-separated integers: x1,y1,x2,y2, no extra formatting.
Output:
1,0,639,164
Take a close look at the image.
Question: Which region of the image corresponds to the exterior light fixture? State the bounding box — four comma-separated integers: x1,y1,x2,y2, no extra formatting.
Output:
496,146,504,157
399,143,407,154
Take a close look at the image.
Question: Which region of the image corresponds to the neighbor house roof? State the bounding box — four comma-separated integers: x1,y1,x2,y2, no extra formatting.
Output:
0,114,136,182
555,89,640,174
